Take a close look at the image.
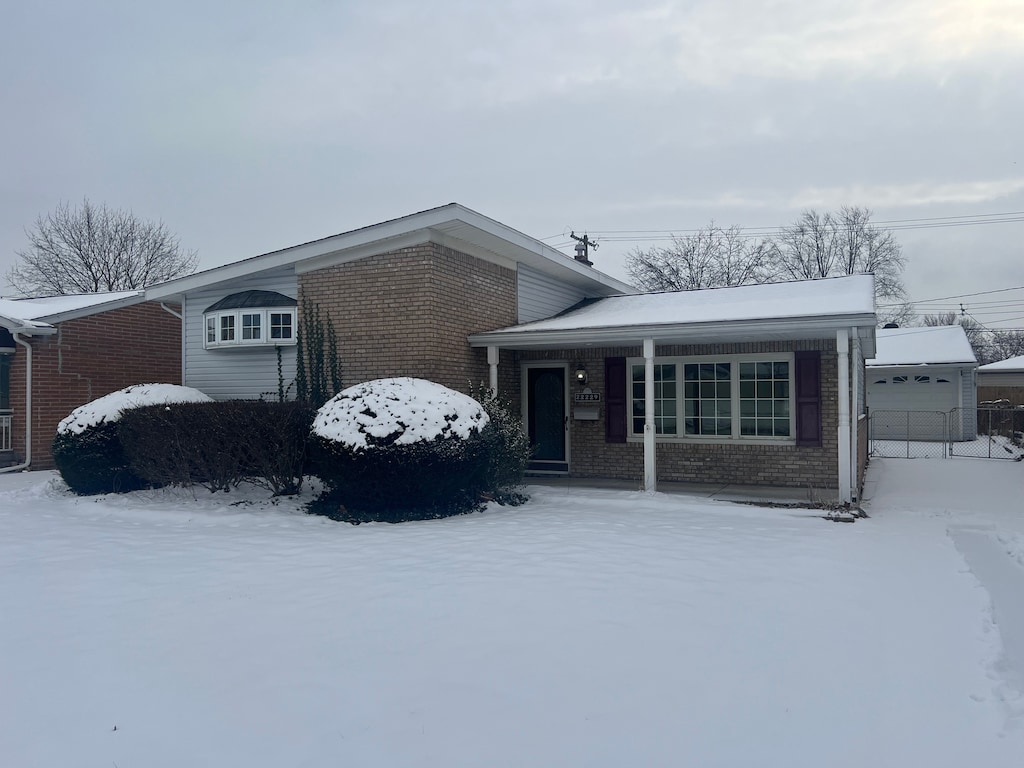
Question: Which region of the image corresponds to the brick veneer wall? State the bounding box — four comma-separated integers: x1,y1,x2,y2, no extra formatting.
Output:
7,302,182,469
515,339,841,491
298,243,518,395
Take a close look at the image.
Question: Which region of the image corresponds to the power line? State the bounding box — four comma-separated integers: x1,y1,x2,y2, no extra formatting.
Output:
877,284,1024,308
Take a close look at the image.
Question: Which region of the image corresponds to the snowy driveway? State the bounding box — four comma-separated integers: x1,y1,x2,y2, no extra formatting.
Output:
1,460,1022,767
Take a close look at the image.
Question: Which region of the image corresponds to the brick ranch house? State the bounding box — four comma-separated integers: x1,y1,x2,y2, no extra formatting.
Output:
144,204,877,502
0,293,181,471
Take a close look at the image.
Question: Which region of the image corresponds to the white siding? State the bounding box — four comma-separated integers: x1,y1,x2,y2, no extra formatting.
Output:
517,265,588,323
183,270,298,400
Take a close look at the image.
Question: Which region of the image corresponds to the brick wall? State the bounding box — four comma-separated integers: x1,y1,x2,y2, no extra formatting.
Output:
298,243,518,395
7,302,182,469
515,339,841,491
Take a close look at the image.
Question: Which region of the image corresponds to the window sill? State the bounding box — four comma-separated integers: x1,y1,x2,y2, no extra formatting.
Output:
204,340,297,350
626,435,797,448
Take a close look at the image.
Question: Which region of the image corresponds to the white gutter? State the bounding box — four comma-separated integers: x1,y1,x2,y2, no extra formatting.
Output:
836,328,852,503
0,332,34,474
469,314,879,349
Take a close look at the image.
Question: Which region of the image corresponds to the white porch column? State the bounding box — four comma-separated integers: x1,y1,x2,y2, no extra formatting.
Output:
836,328,852,503
487,346,499,395
850,332,861,500
643,337,657,493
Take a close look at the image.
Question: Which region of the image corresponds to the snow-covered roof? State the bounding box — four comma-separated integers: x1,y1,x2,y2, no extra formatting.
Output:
0,291,144,332
470,274,877,350
145,203,634,301
866,325,977,367
977,354,1024,372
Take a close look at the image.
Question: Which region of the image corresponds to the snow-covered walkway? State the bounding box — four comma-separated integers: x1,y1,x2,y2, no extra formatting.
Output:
1,459,1022,767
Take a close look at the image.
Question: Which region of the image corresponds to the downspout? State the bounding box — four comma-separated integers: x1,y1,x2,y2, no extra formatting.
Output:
159,301,185,387
0,332,33,474
836,328,852,503
643,337,657,493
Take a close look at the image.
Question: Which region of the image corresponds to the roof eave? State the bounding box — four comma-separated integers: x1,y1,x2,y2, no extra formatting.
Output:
470,313,878,350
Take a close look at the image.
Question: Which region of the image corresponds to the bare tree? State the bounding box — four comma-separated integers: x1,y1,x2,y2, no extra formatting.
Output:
922,312,991,363
625,223,772,291
768,206,907,305
988,330,1024,362
7,198,198,295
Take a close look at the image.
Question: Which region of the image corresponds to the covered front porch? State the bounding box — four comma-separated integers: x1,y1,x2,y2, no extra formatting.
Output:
469,277,877,503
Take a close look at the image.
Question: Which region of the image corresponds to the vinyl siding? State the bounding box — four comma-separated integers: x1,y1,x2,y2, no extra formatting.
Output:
517,265,588,323
183,270,298,400
960,367,977,439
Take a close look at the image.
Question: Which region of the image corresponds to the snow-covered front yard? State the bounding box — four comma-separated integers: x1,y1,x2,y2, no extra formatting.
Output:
1,459,1022,767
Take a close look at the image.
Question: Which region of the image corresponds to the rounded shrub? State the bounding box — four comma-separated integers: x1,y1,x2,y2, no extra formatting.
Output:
309,377,491,522
53,383,212,495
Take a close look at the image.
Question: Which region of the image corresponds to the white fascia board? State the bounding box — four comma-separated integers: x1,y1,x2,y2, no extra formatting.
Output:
146,203,633,302
470,314,878,349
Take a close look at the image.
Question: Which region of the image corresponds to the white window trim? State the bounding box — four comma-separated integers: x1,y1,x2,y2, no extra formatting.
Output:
203,308,297,349
626,351,796,445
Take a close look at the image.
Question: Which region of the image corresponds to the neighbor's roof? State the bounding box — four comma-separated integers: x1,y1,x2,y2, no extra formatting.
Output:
145,203,634,301
0,291,144,333
470,274,877,350
977,354,1024,372
866,325,977,367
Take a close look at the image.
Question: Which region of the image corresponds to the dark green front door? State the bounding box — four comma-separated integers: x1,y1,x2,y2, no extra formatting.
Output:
527,367,567,472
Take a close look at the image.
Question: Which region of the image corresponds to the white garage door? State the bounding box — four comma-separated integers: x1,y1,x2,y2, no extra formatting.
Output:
868,369,959,440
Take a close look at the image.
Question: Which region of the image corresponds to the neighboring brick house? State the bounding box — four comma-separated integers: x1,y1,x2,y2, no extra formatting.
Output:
0,293,182,470
144,203,877,502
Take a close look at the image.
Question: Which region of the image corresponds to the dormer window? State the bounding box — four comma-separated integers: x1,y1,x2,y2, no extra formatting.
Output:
203,291,297,349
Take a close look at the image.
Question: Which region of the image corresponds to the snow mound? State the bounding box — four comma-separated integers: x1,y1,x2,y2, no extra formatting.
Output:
312,377,489,451
56,384,213,435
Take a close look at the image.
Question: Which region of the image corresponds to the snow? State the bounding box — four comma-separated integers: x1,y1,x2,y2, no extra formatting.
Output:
485,274,875,334
312,377,489,449
55,383,213,435
979,354,1024,372
867,325,977,367
0,291,142,326
1,458,1023,766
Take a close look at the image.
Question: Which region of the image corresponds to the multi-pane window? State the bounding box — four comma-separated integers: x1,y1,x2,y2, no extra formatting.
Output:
631,363,677,434
739,361,790,437
203,309,297,348
270,312,293,340
684,363,732,436
219,315,235,342
628,354,794,441
241,313,261,340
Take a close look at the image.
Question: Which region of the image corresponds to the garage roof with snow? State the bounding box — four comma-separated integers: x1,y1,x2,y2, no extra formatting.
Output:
867,325,977,367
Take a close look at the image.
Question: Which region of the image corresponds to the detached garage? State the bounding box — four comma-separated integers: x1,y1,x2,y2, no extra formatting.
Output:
866,325,978,441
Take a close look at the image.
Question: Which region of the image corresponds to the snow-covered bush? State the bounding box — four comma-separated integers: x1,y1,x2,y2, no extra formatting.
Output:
53,384,212,495
472,385,532,505
309,377,491,522
119,400,315,495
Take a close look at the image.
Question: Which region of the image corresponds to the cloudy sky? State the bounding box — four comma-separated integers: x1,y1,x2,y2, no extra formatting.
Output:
2,0,1022,328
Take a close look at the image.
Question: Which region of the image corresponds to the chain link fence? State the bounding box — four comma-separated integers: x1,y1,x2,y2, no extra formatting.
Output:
948,406,1024,460
869,406,1024,460
868,410,948,458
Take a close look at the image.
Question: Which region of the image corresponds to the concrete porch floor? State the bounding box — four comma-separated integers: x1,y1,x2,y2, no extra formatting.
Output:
524,475,840,505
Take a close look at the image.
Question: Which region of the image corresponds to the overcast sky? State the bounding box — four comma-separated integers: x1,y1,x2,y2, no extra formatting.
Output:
2,0,1022,328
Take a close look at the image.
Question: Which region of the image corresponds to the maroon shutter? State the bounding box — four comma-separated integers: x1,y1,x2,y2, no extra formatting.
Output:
605,357,627,443
795,351,822,447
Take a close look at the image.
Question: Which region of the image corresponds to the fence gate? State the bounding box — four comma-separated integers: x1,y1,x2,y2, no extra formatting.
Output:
868,407,1024,460
948,406,1024,460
